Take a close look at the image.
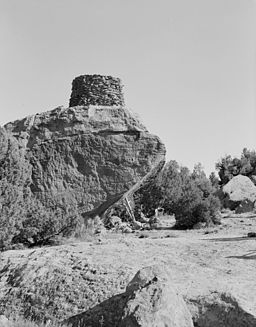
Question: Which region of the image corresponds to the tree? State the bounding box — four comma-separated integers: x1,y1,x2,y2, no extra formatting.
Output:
158,160,183,215
151,161,221,229
209,172,220,190
215,148,256,186
215,155,234,185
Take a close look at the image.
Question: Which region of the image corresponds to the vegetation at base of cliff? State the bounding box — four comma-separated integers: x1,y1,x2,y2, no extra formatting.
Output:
0,157,80,250
137,161,221,229
0,129,81,251
215,148,256,186
0,195,81,251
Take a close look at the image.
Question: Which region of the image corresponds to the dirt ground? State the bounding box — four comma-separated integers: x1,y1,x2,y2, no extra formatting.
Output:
1,213,256,323
101,213,256,314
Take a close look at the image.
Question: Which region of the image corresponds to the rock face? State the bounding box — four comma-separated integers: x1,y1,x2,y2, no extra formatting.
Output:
2,75,165,218
119,265,194,327
222,175,256,212
65,265,194,327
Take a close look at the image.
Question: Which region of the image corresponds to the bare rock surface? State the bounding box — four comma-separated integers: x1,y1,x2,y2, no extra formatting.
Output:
222,175,256,212
64,265,193,327
0,216,256,326
119,265,193,327
1,75,165,217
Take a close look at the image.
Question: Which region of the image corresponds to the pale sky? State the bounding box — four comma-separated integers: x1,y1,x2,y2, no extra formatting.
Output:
0,0,255,174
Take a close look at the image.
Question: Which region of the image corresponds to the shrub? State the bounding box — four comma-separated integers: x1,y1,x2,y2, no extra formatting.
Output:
0,196,80,250
0,129,82,250
174,163,221,228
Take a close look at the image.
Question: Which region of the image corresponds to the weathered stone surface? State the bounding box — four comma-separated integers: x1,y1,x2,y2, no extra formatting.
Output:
119,265,194,327
69,74,125,107
64,265,194,327
1,217,256,325
0,127,32,220
222,175,256,212
2,76,165,219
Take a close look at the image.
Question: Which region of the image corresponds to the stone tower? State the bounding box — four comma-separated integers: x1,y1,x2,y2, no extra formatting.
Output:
69,74,125,107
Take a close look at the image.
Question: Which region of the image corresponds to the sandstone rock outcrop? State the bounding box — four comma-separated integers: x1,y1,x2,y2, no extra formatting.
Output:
119,265,194,327
222,175,256,212
1,75,165,221
64,265,194,327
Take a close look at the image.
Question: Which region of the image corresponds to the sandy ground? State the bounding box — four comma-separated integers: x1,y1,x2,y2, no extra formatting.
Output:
1,213,256,322
98,214,256,313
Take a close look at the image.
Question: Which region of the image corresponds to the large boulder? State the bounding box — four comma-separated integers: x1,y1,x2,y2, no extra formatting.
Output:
64,265,194,327
1,75,165,219
222,175,256,212
119,265,194,327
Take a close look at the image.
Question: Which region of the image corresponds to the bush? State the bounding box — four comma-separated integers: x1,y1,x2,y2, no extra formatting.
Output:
0,196,80,250
174,163,221,228
0,128,82,250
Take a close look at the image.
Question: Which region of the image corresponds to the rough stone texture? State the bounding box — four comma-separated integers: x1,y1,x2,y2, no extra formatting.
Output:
222,175,256,211
0,127,32,219
119,265,194,327
1,216,256,325
2,76,165,218
69,75,125,107
64,265,194,327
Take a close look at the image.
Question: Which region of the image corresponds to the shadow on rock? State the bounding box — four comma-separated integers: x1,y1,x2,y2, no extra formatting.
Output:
193,292,256,327
63,292,128,327
63,265,194,327
205,236,256,242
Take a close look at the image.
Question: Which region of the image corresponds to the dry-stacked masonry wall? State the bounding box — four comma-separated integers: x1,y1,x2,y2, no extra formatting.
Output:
69,74,125,107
